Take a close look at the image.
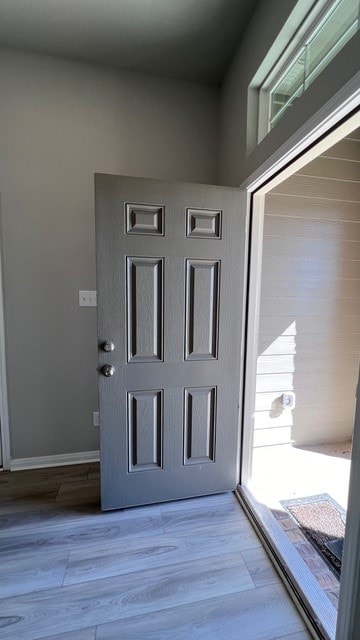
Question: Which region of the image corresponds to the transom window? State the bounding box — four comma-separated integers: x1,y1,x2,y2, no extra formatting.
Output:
264,0,360,132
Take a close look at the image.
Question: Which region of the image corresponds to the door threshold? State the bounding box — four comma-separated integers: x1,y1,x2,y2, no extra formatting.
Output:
235,485,337,640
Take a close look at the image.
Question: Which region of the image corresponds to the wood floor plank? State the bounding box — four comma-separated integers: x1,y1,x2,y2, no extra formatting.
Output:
55,480,100,503
161,499,247,534
0,465,90,488
0,513,165,554
277,632,312,639
94,584,308,640
0,501,163,537
63,501,262,587
158,490,238,512
63,522,260,586
171,517,263,553
87,463,100,481
40,628,96,640
0,503,106,533
0,554,255,640
0,484,59,501
0,465,311,640
0,550,68,598
241,545,280,587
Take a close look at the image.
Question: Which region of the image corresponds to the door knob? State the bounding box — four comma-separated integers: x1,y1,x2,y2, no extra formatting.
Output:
101,341,115,352
101,364,115,377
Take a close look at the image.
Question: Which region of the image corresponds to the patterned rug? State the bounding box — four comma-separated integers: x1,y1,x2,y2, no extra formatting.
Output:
281,494,346,578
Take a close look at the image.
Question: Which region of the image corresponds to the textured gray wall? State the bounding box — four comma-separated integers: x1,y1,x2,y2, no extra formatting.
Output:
0,48,219,459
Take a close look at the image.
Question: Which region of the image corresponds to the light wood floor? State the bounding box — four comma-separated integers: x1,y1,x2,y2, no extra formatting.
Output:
0,464,312,639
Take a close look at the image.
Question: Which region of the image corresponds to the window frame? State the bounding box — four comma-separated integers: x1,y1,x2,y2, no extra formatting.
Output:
257,0,359,143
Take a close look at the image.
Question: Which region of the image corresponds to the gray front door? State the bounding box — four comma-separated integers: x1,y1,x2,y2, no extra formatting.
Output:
95,174,244,510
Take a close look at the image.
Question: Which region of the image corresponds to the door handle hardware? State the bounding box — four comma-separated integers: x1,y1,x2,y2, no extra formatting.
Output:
101,341,115,352
101,364,115,377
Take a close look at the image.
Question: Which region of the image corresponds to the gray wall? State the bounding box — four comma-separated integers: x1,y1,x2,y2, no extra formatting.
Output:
219,0,360,186
0,47,220,459
255,130,360,447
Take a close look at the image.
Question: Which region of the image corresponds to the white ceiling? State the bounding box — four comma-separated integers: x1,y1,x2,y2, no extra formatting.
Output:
0,0,258,84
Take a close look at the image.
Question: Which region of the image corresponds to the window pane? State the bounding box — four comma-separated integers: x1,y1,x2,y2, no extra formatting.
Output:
270,49,306,124
306,0,359,85
268,0,360,130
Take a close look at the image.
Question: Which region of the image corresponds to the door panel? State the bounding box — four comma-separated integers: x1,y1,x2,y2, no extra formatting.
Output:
185,259,219,360
183,386,217,464
95,174,245,510
127,389,163,472
126,256,163,362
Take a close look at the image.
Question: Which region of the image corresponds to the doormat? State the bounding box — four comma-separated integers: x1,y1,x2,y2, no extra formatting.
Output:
281,494,346,578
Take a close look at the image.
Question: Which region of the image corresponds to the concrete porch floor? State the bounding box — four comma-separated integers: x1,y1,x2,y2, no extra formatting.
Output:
248,441,352,609
250,441,352,510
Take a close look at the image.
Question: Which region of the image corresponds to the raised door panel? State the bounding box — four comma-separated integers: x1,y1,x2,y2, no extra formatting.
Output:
126,257,163,363
185,259,220,361
128,390,163,472
184,387,217,464
186,208,222,238
126,203,164,236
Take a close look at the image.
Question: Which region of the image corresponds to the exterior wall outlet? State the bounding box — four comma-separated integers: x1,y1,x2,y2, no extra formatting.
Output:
281,392,296,409
92,411,100,427
79,290,97,307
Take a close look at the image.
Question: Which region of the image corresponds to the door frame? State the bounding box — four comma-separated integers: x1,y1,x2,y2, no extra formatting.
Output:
239,78,360,639
0,194,10,470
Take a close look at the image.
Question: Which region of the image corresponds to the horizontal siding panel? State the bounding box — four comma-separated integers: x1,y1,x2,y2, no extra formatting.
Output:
259,333,360,355
261,256,360,281
253,426,292,447
265,193,360,222
254,404,354,430
257,354,294,374
322,138,360,162
255,389,357,411
260,296,360,318
254,411,293,430
262,236,360,261
256,371,357,393
264,215,360,242
345,128,360,142
258,336,295,356
259,316,360,336
272,175,360,203
253,418,353,447
261,276,360,299
259,153,359,447
256,373,296,393
297,157,360,182
256,353,359,375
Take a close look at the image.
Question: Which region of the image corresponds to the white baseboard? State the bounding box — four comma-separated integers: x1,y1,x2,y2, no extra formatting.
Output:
10,450,100,471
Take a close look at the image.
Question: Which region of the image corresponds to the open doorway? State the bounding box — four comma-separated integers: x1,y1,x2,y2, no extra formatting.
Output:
239,112,360,640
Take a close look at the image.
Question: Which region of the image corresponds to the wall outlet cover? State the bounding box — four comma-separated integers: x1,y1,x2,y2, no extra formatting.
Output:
281,392,296,409
79,291,97,307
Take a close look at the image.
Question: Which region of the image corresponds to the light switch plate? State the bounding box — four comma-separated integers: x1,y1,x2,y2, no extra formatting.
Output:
92,411,100,427
79,290,97,307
